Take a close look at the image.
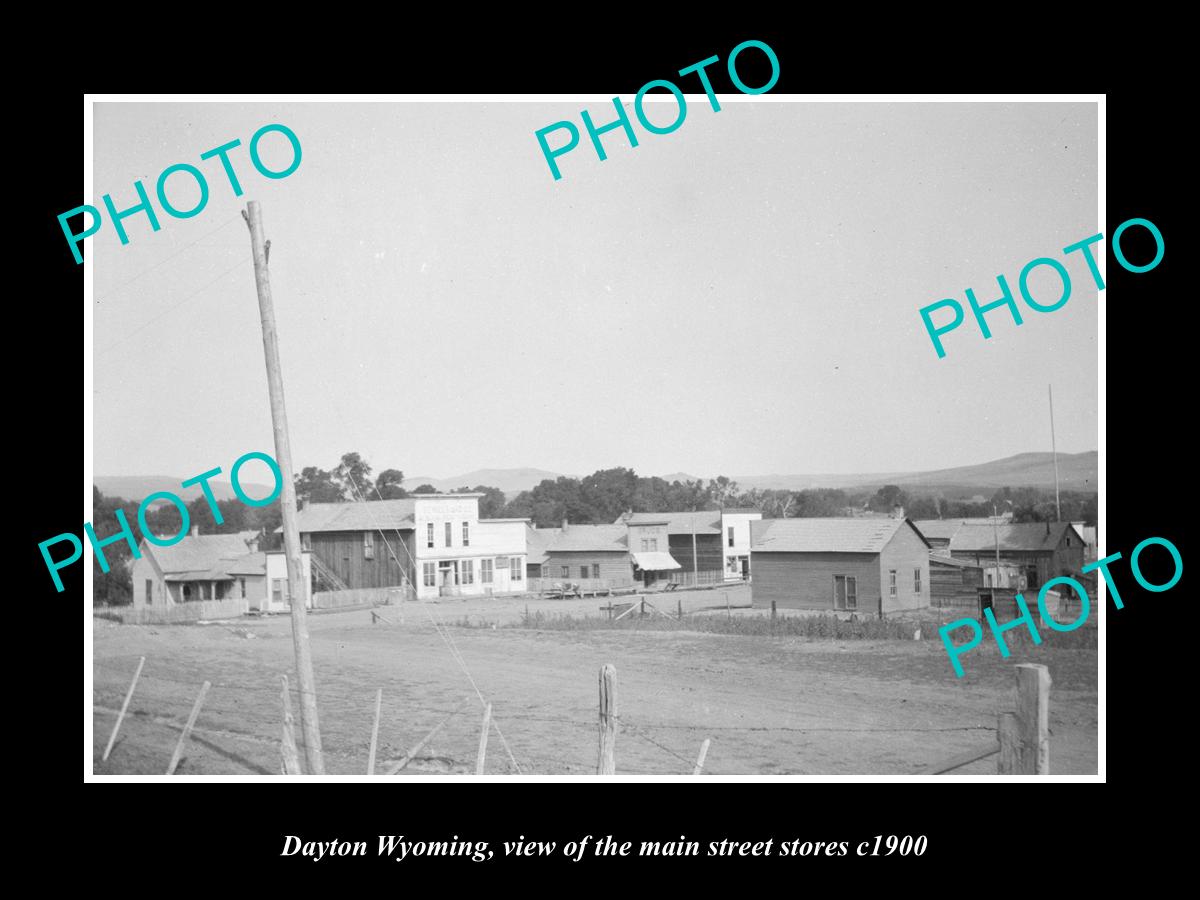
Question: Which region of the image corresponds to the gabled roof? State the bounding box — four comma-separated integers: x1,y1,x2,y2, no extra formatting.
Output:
912,519,965,541
751,517,929,554
146,531,265,579
524,525,563,566
624,510,722,535
546,524,629,553
295,499,417,533
948,522,1081,553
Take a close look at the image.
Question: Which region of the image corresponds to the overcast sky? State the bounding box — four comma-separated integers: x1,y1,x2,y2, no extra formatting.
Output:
91,100,1098,481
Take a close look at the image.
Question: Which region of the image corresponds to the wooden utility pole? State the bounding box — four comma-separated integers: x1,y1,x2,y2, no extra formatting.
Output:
1049,385,1062,522
245,200,324,774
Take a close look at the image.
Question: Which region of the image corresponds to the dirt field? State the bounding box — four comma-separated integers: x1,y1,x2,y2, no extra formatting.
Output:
91,585,1098,776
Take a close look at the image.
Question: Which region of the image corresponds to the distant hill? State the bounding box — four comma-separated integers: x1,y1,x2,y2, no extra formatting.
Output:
403,468,567,494
100,452,1096,507
732,451,1096,495
94,475,274,505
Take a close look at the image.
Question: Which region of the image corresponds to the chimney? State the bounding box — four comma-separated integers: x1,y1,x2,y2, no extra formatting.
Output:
190,525,199,538
1046,521,1051,536
562,517,569,532
891,504,905,520
246,533,260,553
299,498,308,512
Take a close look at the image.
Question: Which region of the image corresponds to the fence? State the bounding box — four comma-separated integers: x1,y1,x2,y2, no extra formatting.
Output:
920,664,1051,775
667,569,736,589
103,598,249,625
312,586,410,609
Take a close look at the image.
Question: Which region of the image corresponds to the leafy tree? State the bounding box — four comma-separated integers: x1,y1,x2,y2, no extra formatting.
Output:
334,452,374,500
91,486,138,606
375,468,407,500
581,468,639,523
869,484,909,513
454,484,506,518
412,484,438,494
295,466,343,504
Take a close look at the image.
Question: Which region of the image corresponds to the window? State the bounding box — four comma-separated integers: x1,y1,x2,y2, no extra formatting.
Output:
463,522,470,546
301,532,312,551
561,566,570,579
423,562,436,587
914,567,921,594
145,579,153,606
444,522,453,547
728,526,735,548
481,559,494,583
511,558,523,580
833,575,857,610
239,578,246,599
726,556,739,575
649,538,658,551
272,578,287,605
426,523,434,549
461,559,474,585
641,539,649,551
889,570,897,597
363,531,375,560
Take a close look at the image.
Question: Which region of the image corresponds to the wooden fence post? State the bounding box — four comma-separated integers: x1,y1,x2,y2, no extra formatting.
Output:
997,712,1019,774
725,593,730,617
367,688,382,775
475,703,492,775
167,680,211,775
597,664,617,775
102,655,144,762
693,738,711,775
1015,664,1050,774
281,675,302,775
771,601,776,622
677,597,682,619
640,598,645,618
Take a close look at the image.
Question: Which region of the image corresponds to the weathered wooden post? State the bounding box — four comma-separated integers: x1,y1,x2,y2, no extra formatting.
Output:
997,712,1019,774
640,598,645,618
475,703,492,775
1015,664,1051,774
597,664,617,775
693,738,711,775
771,600,777,621
367,688,382,775
677,597,682,619
102,655,144,762
167,680,211,775
725,593,730,617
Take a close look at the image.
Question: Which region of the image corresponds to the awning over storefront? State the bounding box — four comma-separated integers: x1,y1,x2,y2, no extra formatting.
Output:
631,551,682,571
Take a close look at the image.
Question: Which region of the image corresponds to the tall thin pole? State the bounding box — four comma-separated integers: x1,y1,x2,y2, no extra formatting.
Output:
1049,384,1061,522
245,200,324,774
992,504,1001,588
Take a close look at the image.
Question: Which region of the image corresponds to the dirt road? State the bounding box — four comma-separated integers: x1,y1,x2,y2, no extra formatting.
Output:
91,593,1097,776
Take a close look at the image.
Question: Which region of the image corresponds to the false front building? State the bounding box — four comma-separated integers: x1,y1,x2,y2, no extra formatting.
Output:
294,493,527,601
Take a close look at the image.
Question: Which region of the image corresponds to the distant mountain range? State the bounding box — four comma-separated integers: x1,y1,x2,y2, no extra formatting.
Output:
96,452,1096,505
730,451,1097,495
94,475,274,505
402,468,567,494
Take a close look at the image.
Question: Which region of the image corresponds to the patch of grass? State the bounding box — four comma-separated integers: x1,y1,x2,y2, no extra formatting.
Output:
456,608,1098,649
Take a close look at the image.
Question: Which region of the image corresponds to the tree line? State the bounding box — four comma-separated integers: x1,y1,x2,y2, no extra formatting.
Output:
92,451,1096,604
